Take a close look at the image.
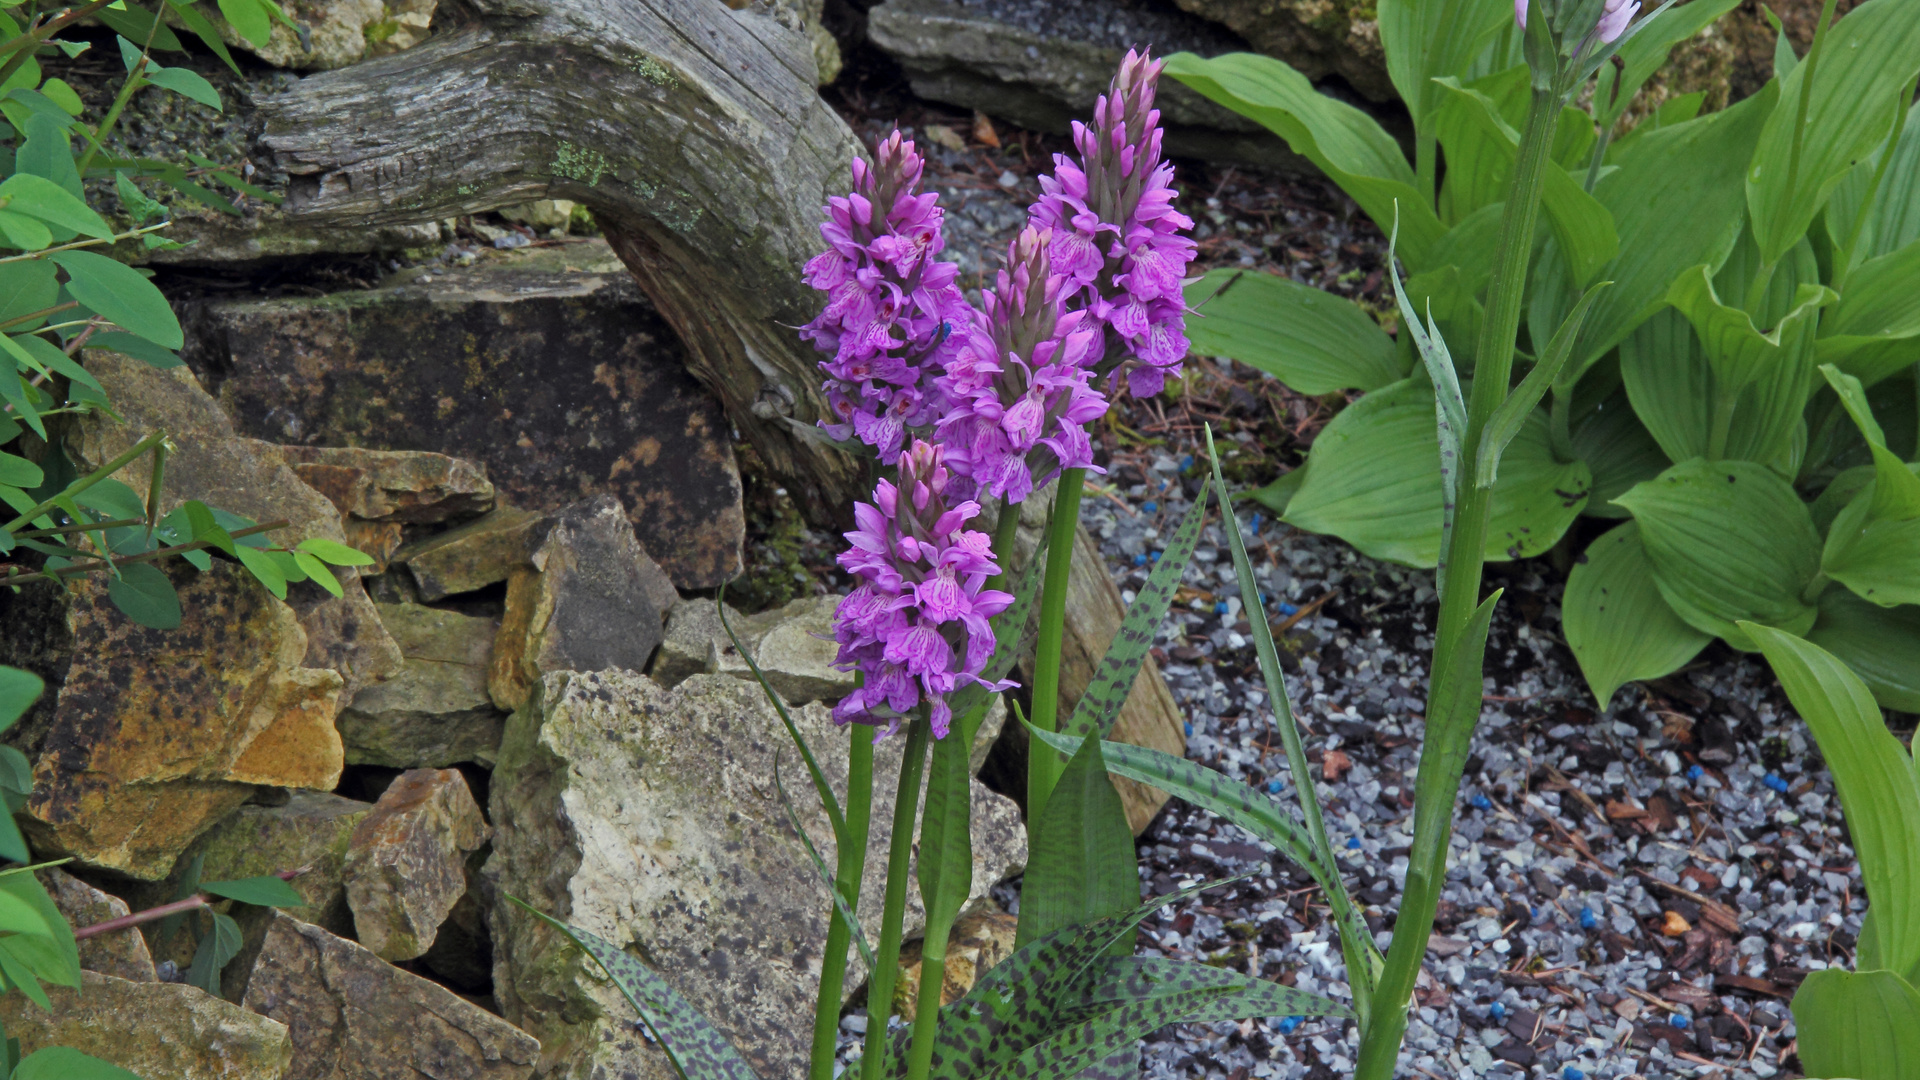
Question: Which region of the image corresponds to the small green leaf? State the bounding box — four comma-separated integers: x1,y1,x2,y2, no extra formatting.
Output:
0,745,33,795
181,501,236,556
96,6,186,51
13,1047,144,1080
292,551,342,596
234,545,287,598
50,251,183,350
16,114,82,200
0,873,81,991
0,174,114,239
107,563,182,629
294,536,375,566
0,211,51,252
88,331,182,370
166,0,241,73
1564,522,1712,709
145,67,222,110
200,875,305,908
0,667,43,733
36,80,84,117
215,0,274,49
0,260,59,329
74,479,144,523
0,453,41,489
1182,269,1403,394
183,910,242,994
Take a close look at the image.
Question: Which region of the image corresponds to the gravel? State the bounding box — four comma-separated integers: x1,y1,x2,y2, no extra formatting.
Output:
814,75,1886,1080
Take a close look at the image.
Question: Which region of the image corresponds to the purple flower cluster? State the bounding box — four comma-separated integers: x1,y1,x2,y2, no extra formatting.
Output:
830,441,1015,738
1029,49,1196,399
1514,0,1639,43
801,132,974,460
936,227,1110,504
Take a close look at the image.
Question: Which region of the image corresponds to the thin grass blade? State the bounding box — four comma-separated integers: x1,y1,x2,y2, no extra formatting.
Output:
772,756,875,974
717,593,847,844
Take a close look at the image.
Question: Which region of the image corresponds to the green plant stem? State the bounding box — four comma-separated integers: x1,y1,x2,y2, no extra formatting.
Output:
1025,466,1086,827
1353,83,1560,1080
0,0,118,87
1582,124,1614,193
2,430,167,533
905,895,951,1080
75,7,165,179
987,496,1022,591
809,727,874,1080
858,718,930,1080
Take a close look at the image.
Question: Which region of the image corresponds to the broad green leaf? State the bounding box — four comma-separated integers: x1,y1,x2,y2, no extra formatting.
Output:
1017,731,1138,950
0,211,51,253
1792,969,1920,1080
1426,203,1503,293
0,874,81,992
145,66,222,110
97,6,186,51
1746,624,1920,979
0,667,43,732
1478,280,1608,489
13,1047,143,1080
1807,589,1920,712
1062,479,1210,741
1617,460,1820,649
74,479,145,524
1251,466,1306,516
1746,0,1920,265
216,0,274,49
1619,308,1809,465
1819,237,1920,389
1819,364,1920,519
1579,82,1777,375
106,563,182,629
506,897,763,1080
16,114,82,200
0,174,113,239
1432,77,1619,285
1606,91,1706,160
1163,52,1446,269
49,252,184,350
294,536,375,566
200,875,306,907
1570,382,1670,517
1433,67,1524,224
87,331,182,370
1821,498,1920,607
0,453,40,489
235,545,287,598
1283,378,1590,568
0,260,59,329
293,551,343,597
1565,521,1712,708
1377,0,1512,136
1182,270,1401,394
184,910,242,994
1592,0,1741,130
1863,108,1920,260
1662,266,1833,462
917,729,975,945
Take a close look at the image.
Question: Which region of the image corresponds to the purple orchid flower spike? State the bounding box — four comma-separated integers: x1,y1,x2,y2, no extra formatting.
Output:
935,227,1109,505
830,439,1016,739
801,132,975,460
1030,48,1197,399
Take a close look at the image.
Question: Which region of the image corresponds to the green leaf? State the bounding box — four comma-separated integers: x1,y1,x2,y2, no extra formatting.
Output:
1564,521,1712,709
0,453,41,489
49,251,183,350
16,114,82,200
1377,0,1512,135
1017,731,1139,950
0,667,43,732
0,211,51,253
1251,466,1306,516
13,1047,143,1080
1282,378,1591,568
1615,459,1821,649
144,66,222,110
1745,623,1920,980
292,551,343,597
183,910,242,994
1746,0,1920,266
1478,279,1608,489
505,896,763,1080
0,946,51,1010
215,0,274,49
234,545,287,598
1061,479,1211,741
1861,108,1920,261
1592,0,1741,130
1819,363,1920,518
1807,588,1920,713
107,563,182,629
0,874,81,992
918,727,975,932
1578,82,1777,375
0,260,59,329
200,875,305,908
96,5,186,51
0,174,113,239
36,79,84,118
0,745,32,795
1819,237,1920,388
1569,382,1671,518
1163,51,1446,269
166,0,241,73
1182,270,1402,394
0,882,56,941
88,331,182,370
293,536,374,566
1822,498,1920,607
1664,265,1833,462
1792,968,1920,1080
74,479,144,523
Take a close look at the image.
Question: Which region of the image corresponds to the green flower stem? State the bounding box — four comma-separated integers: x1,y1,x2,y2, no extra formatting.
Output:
987,496,1023,591
1416,129,1438,205
1353,83,1561,1080
1025,466,1087,827
809,728,874,1080
858,717,930,1080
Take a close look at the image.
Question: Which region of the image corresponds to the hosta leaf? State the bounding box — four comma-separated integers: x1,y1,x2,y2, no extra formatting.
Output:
1745,0,1920,266
505,897,762,1080
1569,382,1670,518
1377,0,1512,135
1791,968,1920,1080
1062,478,1210,741
1163,51,1446,269
1819,237,1920,389
1746,624,1920,979
1807,589,1920,712
1282,377,1590,568
1821,503,1920,607
1616,459,1820,649
1017,730,1138,950
1183,270,1402,394
1564,521,1711,709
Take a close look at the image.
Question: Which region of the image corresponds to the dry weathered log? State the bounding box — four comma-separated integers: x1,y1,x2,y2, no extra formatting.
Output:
254,0,866,520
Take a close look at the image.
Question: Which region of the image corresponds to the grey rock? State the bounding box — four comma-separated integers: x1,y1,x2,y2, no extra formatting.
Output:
1169,0,1392,100
343,768,491,962
867,0,1307,172
244,913,539,1080
487,671,1024,1080
488,496,670,711
395,505,547,602
40,870,156,983
339,602,506,768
